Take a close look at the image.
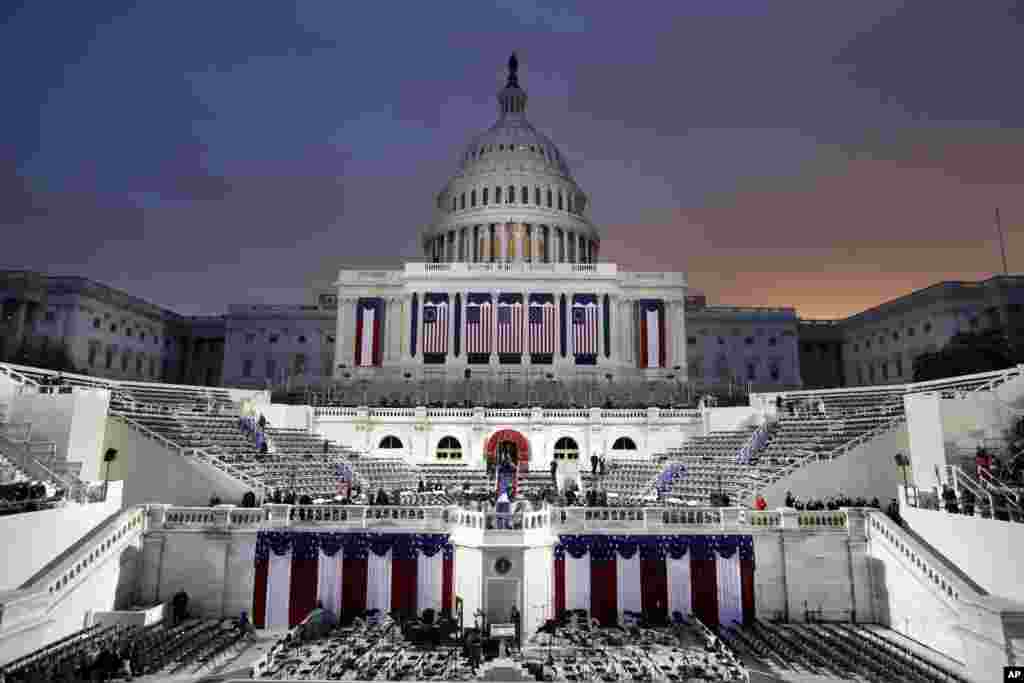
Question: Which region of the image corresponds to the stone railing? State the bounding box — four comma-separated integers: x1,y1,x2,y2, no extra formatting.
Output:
865,510,973,605
405,263,618,277
0,364,40,387
0,505,147,634
141,503,868,534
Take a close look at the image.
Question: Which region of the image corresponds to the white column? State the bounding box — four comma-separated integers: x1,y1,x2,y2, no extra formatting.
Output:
674,301,686,373
390,297,401,362
624,299,633,366
334,296,348,376
490,289,499,370
399,295,408,358
414,292,424,361
609,295,619,364
448,292,457,361
522,289,530,364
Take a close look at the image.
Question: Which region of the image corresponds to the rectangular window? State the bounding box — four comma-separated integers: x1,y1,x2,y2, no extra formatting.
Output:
521,186,528,203
495,187,502,203
106,350,114,369
269,334,279,344
243,359,253,377
687,336,697,345
535,187,541,205
558,192,563,210
294,354,307,375
93,318,101,329
483,188,489,205
460,193,465,210
547,189,552,207
88,345,98,366
136,357,143,374
150,358,156,377
266,359,276,379
44,311,56,322
470,190,476,207
245,333,256,344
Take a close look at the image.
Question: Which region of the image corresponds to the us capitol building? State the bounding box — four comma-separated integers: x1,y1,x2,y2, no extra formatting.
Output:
328,55,795,401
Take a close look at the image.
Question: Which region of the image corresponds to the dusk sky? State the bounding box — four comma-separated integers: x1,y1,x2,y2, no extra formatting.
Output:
3,1,1023,319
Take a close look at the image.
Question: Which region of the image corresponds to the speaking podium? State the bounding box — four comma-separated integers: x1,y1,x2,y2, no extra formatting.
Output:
490,622,516,657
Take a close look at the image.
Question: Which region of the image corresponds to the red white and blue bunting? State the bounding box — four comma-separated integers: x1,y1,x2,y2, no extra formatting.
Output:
553,535,755,629
252,532,453,629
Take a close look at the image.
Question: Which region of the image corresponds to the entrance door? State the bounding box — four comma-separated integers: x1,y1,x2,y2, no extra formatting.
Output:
486,578,519,626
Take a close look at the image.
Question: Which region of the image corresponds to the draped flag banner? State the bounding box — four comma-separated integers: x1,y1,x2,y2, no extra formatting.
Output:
252,532,454,629
496,293,524,357
638,299,666,369
355,298,384,367
572,294,599,361
422,293,450,357
465,293,493,360
553,535,754,629
528,293,557,359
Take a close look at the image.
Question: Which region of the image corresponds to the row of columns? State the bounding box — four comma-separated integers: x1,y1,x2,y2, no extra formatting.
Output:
334,295,684,371
427,224,597,264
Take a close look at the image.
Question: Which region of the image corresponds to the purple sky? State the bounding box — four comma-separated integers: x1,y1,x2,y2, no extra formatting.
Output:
3,1,1023,319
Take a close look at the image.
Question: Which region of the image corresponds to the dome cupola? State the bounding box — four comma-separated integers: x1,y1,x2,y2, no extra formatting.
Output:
423,55,600,265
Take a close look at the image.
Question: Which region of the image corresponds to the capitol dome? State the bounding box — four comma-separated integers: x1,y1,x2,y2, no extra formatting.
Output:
423,55,600,265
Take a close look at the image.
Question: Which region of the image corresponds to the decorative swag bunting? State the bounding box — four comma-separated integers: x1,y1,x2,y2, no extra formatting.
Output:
555,534,754,564
255,531,453,562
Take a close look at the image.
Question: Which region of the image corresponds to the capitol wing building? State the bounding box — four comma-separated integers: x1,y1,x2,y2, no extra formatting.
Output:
333,56,690,393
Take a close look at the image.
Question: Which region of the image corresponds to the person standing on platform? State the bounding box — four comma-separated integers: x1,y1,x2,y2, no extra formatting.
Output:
510,604,521,652
550,458,558,486
591,453,599,476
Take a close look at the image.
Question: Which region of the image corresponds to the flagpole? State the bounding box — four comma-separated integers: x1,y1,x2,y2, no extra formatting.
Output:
996,208,1009,276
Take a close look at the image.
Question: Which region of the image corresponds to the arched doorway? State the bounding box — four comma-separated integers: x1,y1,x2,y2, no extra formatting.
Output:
485,429,530,496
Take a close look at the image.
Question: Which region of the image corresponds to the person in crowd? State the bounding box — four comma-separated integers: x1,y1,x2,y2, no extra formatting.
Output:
259,440,269,456
237,609,256,636
172,588,189,625
549,458,558,485
242,490,256,508
510,604,521,652
298,493,312,506
784,491,795,508
283,490,297,505
376,488,389,505
590,453,599,475
775,395,783,414
258,413,267,431
323,440,330,457
870,497,880,508
599,455,607,476
818,399,827,417
271,489,283,504
754,494,767,511
976,446,992,479
418,478,426,493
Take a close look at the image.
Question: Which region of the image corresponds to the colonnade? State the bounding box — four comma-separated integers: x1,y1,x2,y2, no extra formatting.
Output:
334,293,685,371
425,224,598,264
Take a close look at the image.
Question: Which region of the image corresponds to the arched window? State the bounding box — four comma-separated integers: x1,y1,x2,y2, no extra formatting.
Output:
379,435,403,449
521,186,528,204
483,187,489,205
495,186,502,203
553,436,579,460
507,185,515,203
546,189,553,207
437,436,463,459
611,437,637,451
470,189,476,207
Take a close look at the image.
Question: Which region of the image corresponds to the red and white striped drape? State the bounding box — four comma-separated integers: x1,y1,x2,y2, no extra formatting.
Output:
253,546,454,629
553,551,755,629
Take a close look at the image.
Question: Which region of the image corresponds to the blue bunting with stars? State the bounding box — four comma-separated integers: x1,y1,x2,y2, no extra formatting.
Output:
254,531,454,561
554,534,754,562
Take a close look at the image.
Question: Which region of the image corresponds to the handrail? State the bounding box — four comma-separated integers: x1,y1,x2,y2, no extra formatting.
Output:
743,413,906,504
0,364,41,387
111,413,269,497
0,428,85,501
